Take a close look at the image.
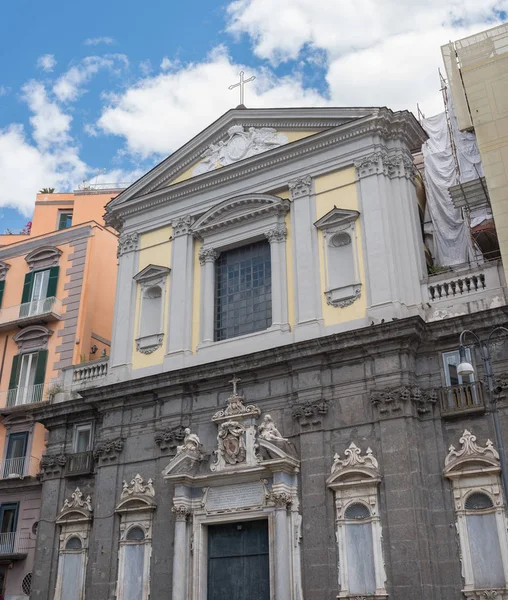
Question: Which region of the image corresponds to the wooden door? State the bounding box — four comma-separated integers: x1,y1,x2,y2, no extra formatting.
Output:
207,519,269,600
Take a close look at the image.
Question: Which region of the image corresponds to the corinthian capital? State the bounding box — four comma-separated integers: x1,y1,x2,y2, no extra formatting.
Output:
265,226,288,243
172,504,191,521
198,247,219,265
288,176,312,199
172,215,194,237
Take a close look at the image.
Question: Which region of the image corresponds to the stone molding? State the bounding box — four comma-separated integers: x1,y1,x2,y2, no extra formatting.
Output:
370,385,437,417
198,247,218,265
212,392,261,423
288,176,312,199
121,474,155,501
136,333,164,355
25,245,62,271
355,149,416,181
264,226,288,243
117,232,138,257
133,264,170,289
62,487,93,514
40,453,67,479
172,215,194,237
93,437,124,463
154,425,186,453
291,398,329,428
331,443,379,477
13,325,53,352
464,590,508,600
326,285,361,308
0,261,10,281
444,429,499,471
269,491,293,509
171,504,191,521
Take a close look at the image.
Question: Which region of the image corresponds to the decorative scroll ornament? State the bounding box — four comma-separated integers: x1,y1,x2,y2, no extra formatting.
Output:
0,261,10,281
172,215,194,237
62,488,93,514
212,376,261,423
117,232,139,258
264,226,287,243
370,385,437,416
94,437,124,461
193,126,288,176
121,474,155,500
444,429,499,468
259,415,288,443
136,334,163,355
176,428,202,456
326,286,361,308
154,425,186,452
198,247,219,265
288,176,312,199
331,443,379,475
269,491,293,509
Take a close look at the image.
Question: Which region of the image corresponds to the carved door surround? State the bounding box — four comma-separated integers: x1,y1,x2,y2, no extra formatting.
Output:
163,383,302,600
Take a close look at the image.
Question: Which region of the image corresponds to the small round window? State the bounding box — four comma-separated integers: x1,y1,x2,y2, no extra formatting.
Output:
126,526,145,541
344,502,370,520
465,492,494,511
331,233,351,248
65,536,82,550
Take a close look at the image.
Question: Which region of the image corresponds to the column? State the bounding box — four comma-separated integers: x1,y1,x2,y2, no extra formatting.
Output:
109,233,139,375
198,247,218,345
265,226,289,329
171,505,190,600
168,216,194,356
273,492,292,600
288,176,322,330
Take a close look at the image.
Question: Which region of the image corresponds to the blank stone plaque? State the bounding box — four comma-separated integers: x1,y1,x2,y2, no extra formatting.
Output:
206,481,264,511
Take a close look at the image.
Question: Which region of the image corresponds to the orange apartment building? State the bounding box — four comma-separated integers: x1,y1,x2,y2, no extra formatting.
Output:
0,189,119,600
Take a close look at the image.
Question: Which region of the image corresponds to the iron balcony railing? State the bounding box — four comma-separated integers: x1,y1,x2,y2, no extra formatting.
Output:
0,456,40,479
0,532,30,555
64,451,94,477
0,296,62,328
439,381,486,417
5,383,48,407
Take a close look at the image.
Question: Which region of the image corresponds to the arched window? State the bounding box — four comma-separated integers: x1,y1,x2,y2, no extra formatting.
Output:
327,443,387,597
65,536,83,550
314,208,361,308
444,430,508,594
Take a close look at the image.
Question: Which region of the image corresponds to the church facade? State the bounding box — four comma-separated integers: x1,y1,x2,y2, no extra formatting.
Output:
29,107,508,600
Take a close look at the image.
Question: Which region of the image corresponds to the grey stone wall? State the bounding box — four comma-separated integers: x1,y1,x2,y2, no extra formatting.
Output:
30,307,508,600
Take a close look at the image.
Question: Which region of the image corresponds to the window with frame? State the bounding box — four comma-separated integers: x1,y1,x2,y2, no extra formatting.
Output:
58,212,73,230
7,350,47,407
74,425,92,453
20,266,59,317
4,432,28,478
214,240,272,341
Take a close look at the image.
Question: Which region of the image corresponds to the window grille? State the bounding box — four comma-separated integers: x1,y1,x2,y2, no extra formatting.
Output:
22,572,32,594
126,526,145,541
344,502,371,520
465,492,494,510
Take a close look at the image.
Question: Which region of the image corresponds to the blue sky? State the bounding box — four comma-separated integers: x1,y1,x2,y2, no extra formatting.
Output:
0,0,506,232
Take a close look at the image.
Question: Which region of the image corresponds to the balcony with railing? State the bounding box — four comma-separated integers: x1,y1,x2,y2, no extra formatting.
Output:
424,260,506,321
0,456,40,479
0,296,62,330
1,382,51,409
439,381,486,418
64,451,94,476
0,531,30,559
57,357,109,402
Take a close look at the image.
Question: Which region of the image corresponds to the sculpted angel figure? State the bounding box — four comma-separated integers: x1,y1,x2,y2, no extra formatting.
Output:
258,415,288,443
176,427,201,454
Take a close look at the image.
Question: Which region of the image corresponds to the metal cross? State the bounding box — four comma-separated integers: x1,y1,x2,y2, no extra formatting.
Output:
229,375,241,395
228,71,255,106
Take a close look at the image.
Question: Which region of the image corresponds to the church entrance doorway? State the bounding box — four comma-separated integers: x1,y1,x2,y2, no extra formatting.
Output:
207,519,270,600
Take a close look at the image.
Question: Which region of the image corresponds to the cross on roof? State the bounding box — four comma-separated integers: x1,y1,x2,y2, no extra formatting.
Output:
228,71,255,107
229,375,241,396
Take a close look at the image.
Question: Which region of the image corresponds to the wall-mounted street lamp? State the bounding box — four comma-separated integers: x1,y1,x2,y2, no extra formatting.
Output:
457,326,508,505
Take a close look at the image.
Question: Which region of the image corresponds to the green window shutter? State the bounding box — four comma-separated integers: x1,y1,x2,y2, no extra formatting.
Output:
8,355,21,391
21,272,34,304
34,350,48,386
46,266,59,298
0,280,5,308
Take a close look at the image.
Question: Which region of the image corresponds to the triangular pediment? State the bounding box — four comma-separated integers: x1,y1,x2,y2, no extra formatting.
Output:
133,264,170,283
314,207,360,230
107,107,379,210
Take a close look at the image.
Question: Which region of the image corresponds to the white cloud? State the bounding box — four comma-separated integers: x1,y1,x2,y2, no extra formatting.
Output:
0,86,10,97
84,36,115,46
139,59,152,76
226,0,508,115
36,54,57,72
96,47,326,158
53,54,129,102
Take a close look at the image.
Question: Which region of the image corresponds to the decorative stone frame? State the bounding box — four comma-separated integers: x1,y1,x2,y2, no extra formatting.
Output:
53,488,93,600
326,443,387,599
0,261,11,281
133,264,170,354
314,208,361,308
191,193,290,349
444,430,508,600
115,475,156,600
25,246,62,271
13,325,53,353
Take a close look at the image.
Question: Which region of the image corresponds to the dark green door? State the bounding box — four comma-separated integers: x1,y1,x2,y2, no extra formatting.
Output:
207,520,269,600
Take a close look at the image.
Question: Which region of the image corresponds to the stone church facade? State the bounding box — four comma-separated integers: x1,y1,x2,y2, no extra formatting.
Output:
28,107,508,600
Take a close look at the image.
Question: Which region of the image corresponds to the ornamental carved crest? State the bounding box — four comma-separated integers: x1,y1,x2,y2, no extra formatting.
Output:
215,421,246,466
193,126,288,175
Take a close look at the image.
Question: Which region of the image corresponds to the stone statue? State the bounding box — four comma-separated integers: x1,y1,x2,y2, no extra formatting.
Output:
176,428,201,454
258,415,288,443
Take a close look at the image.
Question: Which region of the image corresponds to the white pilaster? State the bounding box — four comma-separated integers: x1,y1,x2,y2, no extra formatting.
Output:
171,507,190,600
273,494,292,600
199,247,218,345
265,226,289,329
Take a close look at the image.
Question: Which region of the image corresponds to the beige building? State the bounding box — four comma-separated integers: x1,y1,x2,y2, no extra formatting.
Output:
442,23,508,282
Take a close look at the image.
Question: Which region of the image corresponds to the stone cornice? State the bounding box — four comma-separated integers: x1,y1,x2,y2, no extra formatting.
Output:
105,109,426,230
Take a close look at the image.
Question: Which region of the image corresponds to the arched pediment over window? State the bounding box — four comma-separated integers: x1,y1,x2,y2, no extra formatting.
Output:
13,325,53,352
25,246,62,271
191,194,289,239
0,261,11,281
444,428,500,478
